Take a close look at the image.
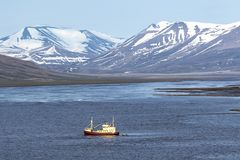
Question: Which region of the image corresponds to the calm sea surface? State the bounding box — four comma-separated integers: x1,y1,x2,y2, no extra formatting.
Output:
1,81,240,160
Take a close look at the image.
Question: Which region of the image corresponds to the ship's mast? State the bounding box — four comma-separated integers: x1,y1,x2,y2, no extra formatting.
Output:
112,116,115,127
90,117,93,129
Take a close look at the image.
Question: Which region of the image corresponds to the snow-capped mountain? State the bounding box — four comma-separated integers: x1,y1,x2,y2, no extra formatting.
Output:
2,22,240,74
0,26,123,71
89,21,240,73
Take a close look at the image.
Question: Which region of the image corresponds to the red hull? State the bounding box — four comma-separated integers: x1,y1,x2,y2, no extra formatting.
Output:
84,130,119,136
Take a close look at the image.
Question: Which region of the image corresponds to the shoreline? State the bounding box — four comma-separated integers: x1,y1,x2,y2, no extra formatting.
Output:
1,72,240,88
155,86,240,97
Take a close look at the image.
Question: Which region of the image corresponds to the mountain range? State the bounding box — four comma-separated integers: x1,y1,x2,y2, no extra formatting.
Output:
1,21,240,74
0,26,123,72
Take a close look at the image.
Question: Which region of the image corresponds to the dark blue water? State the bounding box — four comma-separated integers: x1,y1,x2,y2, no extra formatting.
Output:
1,81,240,160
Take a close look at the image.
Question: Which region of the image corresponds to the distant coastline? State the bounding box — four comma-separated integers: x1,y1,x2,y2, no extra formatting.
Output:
155,85,240,97
1,72,240,88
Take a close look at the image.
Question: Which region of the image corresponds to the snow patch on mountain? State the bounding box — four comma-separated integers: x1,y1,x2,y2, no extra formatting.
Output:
49,28,88,52
134,32,156,47
89,30,124,44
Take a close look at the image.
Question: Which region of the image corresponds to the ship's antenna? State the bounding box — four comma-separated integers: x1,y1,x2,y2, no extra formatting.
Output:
90,117,93,129
112,116,115,127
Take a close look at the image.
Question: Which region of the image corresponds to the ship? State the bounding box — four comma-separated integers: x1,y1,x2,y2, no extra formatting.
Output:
84,117,119,136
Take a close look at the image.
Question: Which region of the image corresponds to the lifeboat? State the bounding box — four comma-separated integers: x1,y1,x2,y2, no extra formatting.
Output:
84,117,119,136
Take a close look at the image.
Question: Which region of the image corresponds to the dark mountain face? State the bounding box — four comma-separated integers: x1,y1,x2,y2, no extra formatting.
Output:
0,54,56,81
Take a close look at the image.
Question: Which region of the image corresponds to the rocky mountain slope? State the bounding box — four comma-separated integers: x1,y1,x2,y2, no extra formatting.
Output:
0,54,57,82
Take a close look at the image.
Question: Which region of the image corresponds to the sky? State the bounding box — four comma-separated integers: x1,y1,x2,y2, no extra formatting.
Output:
0,0,240,38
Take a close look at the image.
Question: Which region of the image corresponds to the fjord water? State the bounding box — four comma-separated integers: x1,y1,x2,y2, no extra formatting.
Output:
1,81,240,160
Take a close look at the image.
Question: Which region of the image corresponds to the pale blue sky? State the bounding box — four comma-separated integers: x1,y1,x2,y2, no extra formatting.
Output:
0,0,239,38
